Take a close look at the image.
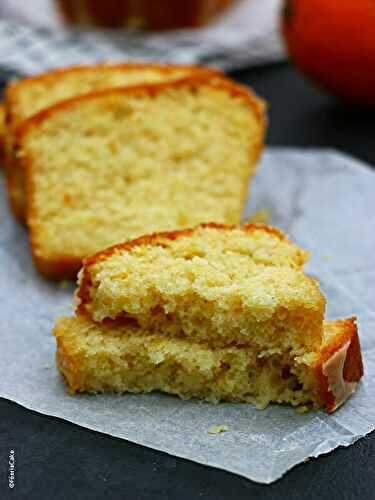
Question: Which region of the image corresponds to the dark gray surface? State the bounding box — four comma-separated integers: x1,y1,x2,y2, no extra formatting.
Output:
1,63,374,499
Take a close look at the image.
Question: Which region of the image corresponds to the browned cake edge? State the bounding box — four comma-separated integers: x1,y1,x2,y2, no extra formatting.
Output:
0,103,6,167
314,317,363,412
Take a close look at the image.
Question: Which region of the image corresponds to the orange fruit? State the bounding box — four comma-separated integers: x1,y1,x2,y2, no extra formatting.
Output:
281,0,375,105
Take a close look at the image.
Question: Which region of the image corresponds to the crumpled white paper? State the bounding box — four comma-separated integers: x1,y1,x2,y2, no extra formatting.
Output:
0,148,374,484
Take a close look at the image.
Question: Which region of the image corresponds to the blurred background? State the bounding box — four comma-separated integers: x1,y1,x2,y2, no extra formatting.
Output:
0,0,374,164
0,0,278,30
0,0,284,73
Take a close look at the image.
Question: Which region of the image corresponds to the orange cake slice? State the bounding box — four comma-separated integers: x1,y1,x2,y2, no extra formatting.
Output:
54,315,363,413
17,78,265,279
4,63,220,219
77,223,324,355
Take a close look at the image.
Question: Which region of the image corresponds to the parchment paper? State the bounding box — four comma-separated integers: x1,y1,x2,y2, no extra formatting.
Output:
1,148,374,484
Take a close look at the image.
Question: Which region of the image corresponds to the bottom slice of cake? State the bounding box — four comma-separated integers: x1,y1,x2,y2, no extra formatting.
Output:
54,315,363,413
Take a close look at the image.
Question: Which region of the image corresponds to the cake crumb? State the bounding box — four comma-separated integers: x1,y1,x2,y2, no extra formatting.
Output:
42,363,51,369
246,208,270,225
323,255,333,262
208,424,228,435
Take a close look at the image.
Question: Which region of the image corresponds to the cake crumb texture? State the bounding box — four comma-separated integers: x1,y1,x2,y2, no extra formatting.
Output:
4,63,218,219
53,315,363,412
19,77,265,279
78,223,323,354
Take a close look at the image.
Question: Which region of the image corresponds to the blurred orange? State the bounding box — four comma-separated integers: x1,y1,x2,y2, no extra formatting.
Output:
281,0,375,105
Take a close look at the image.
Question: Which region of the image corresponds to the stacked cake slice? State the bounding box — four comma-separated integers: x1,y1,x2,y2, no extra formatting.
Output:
54,223,363,412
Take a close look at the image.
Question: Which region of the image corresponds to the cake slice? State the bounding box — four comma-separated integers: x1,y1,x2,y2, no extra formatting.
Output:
56,224,363,412
54,314,363,413
17,77,266,280
77,223,324,355
4,63,219,220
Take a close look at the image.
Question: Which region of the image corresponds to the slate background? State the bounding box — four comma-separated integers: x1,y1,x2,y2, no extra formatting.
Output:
1,62,374,499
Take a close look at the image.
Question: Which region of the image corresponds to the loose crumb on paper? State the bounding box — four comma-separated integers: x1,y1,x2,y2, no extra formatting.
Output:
208,425,229,435
246,208,271,225
42,363,51,370
323,255,333,262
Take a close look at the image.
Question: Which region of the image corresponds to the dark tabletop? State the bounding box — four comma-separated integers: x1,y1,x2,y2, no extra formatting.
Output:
1,62,374,500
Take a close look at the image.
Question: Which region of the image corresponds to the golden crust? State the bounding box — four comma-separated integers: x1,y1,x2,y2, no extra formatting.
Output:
4,153,26,222
16,73,265,141
76,222,307,313
0,104,6,166
83,222,290,265
5,63,224,221
5,62,222,134
55,335,85,394
314,317,363,413
18,76,266,280
6,62,220,98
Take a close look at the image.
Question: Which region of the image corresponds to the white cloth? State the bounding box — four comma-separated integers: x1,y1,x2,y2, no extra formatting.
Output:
0,0,285,75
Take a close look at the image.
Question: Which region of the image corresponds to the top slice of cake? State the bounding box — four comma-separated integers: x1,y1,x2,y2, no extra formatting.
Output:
5,63,215,130
77,223,325,354
4,63,218,219
17,76,266,280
